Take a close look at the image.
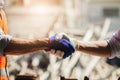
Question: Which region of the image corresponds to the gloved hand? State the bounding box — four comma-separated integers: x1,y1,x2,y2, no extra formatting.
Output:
49,33,77,59
55,33,78,49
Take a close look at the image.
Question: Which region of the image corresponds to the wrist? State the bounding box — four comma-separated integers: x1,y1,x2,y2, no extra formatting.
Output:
70,38,77,50
73,39,79,50
44,38,51,51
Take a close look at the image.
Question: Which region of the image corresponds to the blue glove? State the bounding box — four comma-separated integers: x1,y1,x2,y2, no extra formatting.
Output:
50,34,75,59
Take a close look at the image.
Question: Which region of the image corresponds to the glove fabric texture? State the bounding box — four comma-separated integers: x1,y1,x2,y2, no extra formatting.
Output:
50,34,75,59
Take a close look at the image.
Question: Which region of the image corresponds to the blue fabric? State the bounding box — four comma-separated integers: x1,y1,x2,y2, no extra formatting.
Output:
50,34,75,59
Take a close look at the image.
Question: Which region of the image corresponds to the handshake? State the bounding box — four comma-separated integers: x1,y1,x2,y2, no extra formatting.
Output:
49,33,78,59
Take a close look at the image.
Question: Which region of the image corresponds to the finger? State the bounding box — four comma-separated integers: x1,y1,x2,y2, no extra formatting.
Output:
55,50,64,58
56,34,63,40
55,33,66,40
50,49,55,55
59,52,64,58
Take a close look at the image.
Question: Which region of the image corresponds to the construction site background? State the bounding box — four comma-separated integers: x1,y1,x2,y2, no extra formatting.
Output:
3,0,120,80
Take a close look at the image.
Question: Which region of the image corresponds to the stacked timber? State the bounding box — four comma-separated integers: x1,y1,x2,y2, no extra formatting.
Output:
8,17,120,80
7,1,120,80
7,6,119,79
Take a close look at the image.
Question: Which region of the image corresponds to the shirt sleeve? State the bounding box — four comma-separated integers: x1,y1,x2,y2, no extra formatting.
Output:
108,29,120,58
0,29,12,54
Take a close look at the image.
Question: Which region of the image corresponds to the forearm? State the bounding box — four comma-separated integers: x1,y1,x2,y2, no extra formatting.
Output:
4,38,50,55
76,40,111,57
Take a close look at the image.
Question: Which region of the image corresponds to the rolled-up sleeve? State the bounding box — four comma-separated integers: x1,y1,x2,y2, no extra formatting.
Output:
108,29,120,58
0,29,12,53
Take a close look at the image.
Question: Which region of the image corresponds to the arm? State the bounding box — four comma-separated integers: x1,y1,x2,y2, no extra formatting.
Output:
76,40,111,57
52,33,112,58
0,33,75,58
50,30,120,58
4,38,50,55
76,29,120,58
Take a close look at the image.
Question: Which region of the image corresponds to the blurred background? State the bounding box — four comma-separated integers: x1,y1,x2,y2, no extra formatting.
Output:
4,0,120,80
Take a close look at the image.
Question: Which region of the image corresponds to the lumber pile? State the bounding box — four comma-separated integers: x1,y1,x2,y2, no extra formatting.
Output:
8,17,120,80
7,1,120,80
5,0,120,80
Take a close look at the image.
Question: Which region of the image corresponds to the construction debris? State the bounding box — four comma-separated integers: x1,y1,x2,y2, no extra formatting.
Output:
8,17,119,80
6,0,120,80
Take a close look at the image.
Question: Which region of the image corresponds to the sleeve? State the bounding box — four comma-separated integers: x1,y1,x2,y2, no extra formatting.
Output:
0,29,12,53
108,29,120,58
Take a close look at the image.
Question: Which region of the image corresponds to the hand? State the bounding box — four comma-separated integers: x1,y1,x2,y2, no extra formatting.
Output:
55,33,78,48
49,33,76,59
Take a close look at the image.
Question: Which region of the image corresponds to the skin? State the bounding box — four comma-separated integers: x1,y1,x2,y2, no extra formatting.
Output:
1,8,51,56
3,34,111,58
76,40,111,57
4,38,50,55
52,35,112,58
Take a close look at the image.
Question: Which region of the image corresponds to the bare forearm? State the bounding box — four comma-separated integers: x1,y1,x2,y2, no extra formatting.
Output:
76,41,111,57
4,38,50,55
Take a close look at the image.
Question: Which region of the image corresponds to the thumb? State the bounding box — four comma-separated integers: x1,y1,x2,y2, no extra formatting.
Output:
55,33,69,41
56,33,77,49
